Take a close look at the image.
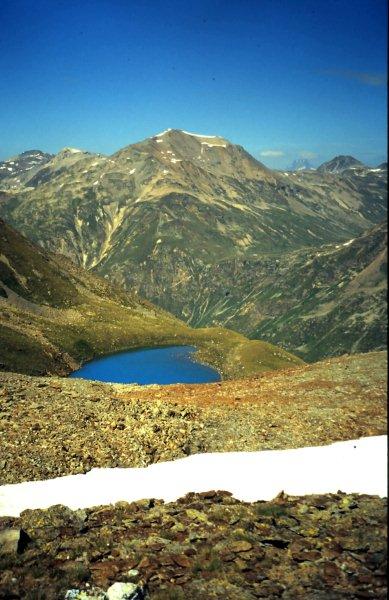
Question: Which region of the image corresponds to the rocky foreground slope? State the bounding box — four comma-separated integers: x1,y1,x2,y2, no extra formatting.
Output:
0,134,386,361
0,351,387,599
0,218,301,378
0,351,385,485
0,492,386,600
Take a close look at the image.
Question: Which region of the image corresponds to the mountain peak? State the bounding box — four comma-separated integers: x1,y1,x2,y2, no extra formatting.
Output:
154,128,219,139
57,147,86,157
317,155,364,173
289,158,315,171
0,150,53,186
152,128,228,146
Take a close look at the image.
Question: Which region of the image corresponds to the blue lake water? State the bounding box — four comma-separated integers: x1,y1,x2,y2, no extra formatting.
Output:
69,345,221,385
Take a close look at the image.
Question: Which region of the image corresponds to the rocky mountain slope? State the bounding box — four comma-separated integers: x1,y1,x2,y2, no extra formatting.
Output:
150,221,387,361
0,132,386,361
0,351,385,484
0,218,301,377
0,150,53,189
1,491,386,600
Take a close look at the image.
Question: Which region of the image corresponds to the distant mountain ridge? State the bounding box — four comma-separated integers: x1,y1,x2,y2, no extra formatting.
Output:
0,150,53,188
191,221,388,361
317,155,365,173
0,130,386,360
289,158,315,171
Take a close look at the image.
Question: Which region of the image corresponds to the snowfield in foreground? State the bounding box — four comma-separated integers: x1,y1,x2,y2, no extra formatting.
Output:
0,436,387,517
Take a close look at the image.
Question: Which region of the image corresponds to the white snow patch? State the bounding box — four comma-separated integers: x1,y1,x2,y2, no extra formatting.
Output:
201,141,227,148
181,130,218,139
170,158,182,163
369,168,382,172
156,238,162,244
92,181,99,186
163,169,170,174
0,436,386,517
156,139,164,143
155,129,172,137
343,239,355,247
129,168,136,175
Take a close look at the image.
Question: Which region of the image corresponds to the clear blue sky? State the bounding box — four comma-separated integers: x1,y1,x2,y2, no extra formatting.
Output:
0,0,387,167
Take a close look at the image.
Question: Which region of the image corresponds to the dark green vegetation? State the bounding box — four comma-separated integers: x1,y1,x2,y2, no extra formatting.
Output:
0,492,386,599
0,218,302,377
0,132,386,361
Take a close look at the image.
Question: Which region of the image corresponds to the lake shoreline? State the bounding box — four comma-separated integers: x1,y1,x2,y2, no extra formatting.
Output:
68,345,221,385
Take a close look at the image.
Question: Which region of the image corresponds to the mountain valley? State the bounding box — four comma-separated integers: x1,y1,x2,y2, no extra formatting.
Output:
0,217,301,378
0,129,386,361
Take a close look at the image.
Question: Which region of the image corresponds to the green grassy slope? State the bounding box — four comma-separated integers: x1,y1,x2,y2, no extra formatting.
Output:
0,218,303,377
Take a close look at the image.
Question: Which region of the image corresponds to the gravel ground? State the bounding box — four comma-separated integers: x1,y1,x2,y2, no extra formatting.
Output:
0,351,386,485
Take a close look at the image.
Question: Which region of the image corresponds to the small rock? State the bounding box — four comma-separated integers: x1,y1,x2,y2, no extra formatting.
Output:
106,581,143,600
127,569,139,579
0,528,30,556
230,540,253,553
172,554,192,568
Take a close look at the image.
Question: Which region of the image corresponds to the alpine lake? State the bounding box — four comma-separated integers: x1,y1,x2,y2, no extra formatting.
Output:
69,345,221,385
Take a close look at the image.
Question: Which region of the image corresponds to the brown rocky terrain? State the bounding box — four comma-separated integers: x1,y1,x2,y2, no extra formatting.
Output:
0,351,386,486
0,491,386,599
0,351,387,598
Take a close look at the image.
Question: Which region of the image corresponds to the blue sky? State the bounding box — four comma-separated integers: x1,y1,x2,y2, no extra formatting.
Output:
0,0,387,167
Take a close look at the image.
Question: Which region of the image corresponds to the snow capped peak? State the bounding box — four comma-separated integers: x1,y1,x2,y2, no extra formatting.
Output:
154,129,172,138
57,147,84,156
180,130,218,139
153,129,224,141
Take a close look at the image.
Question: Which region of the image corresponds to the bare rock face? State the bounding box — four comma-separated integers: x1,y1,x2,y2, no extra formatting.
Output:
106,582,144,600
